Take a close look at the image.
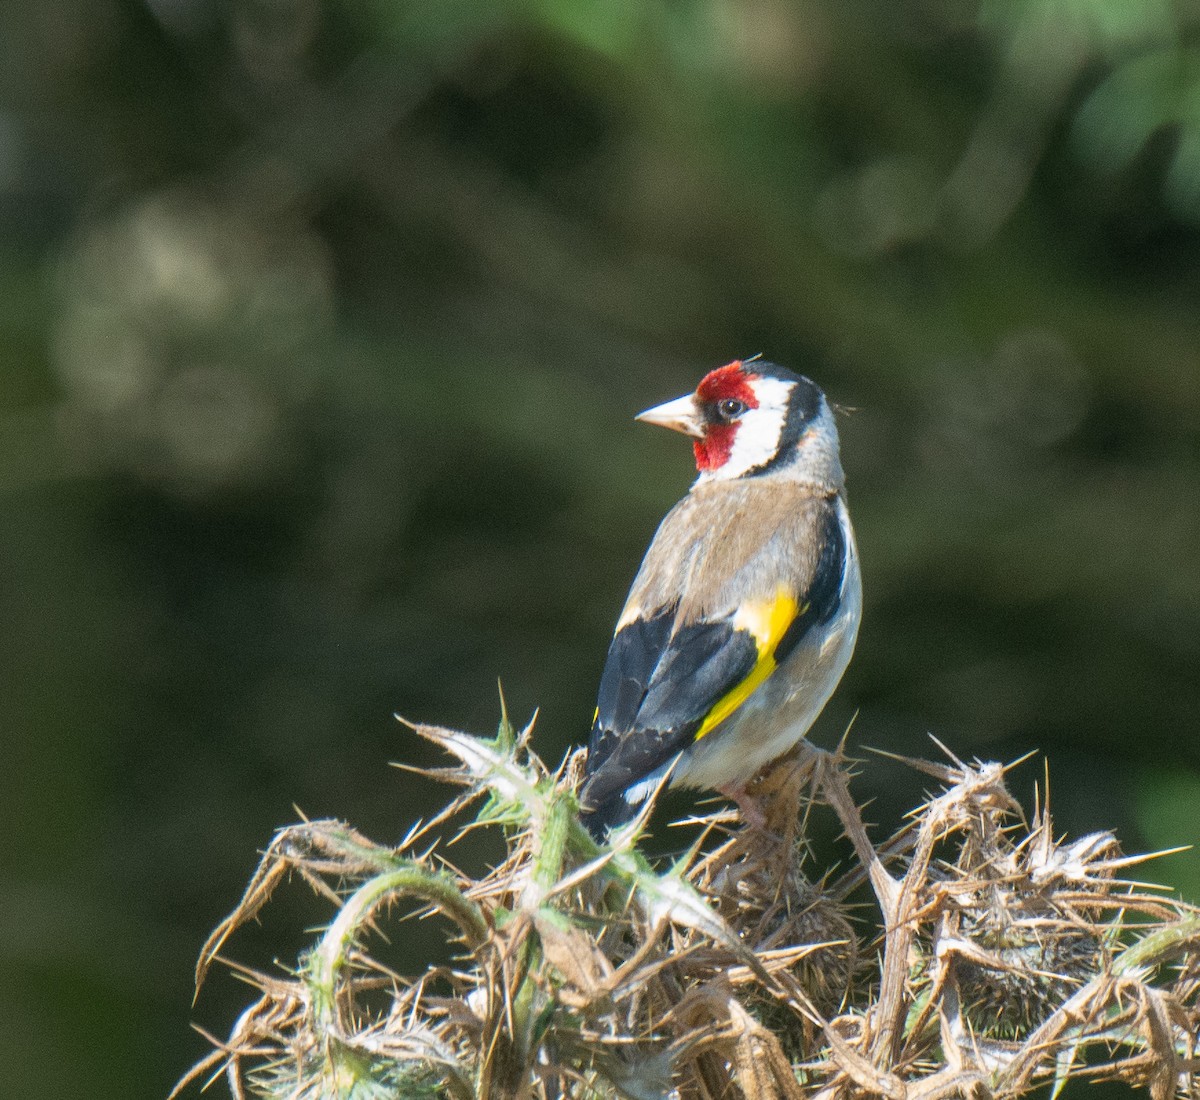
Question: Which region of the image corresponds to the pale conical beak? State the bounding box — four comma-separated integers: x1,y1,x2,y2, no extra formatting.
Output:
634,393,704,438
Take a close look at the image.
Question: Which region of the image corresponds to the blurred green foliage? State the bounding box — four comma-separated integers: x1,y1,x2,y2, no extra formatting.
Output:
1,0,1199,1096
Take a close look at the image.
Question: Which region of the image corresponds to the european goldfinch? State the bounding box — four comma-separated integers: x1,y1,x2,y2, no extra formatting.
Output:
580,359,861,836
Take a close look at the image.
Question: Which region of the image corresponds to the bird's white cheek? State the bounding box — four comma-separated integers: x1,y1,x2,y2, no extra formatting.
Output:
706,406,787,480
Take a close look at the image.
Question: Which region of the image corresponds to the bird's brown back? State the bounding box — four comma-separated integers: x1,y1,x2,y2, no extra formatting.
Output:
622,479,839,627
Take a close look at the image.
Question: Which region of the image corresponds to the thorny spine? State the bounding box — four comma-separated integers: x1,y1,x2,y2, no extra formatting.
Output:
175,719,1200,1100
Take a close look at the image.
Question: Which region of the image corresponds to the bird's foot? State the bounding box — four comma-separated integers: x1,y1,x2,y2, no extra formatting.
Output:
717,783,767,830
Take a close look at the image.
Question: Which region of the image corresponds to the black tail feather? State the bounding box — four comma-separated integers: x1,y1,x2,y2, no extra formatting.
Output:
579,791,640,841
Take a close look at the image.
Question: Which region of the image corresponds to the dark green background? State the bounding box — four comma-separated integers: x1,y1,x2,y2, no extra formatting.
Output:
2,1,1199,1095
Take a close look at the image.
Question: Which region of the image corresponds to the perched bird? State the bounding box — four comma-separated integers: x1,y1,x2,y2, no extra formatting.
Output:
580,359,861,837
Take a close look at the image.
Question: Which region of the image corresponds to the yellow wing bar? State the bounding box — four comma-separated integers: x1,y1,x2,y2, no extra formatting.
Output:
694,589,806,741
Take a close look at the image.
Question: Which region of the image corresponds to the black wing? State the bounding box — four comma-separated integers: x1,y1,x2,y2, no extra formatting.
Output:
581,612,758,833
772,499,847,663
580,503,847,836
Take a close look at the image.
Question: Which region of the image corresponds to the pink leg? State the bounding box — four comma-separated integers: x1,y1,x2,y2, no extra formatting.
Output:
717,783,766,829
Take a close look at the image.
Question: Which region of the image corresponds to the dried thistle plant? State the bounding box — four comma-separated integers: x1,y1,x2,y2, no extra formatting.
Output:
175,716,1200,1100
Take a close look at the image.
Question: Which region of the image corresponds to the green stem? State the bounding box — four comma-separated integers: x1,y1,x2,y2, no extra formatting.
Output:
308,862,489,1033
532,795,571,892
1114,916,1200,975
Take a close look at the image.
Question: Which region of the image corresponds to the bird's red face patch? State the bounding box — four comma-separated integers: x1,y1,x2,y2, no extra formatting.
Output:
693,361,759,471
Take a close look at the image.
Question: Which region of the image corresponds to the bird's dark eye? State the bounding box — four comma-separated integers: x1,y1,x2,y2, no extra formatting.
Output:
716,398,746,421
